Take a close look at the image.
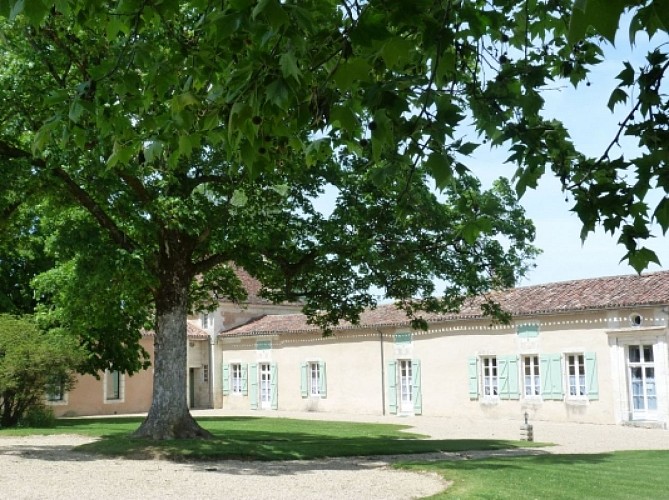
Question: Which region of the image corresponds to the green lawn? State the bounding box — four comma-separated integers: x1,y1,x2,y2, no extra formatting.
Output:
399,450,669,499
0,416,533,461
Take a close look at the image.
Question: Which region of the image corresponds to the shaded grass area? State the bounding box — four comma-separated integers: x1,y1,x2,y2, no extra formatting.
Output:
398,450,669,499
0,416,538,461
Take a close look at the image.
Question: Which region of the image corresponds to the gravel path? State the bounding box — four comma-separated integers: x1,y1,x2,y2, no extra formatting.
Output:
2,410,668,500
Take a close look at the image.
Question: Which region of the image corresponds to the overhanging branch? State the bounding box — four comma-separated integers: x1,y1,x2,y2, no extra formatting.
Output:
50,167,138,253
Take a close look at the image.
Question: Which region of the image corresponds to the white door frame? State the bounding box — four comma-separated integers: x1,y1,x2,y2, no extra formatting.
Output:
259,362,271,409
398,359,412,413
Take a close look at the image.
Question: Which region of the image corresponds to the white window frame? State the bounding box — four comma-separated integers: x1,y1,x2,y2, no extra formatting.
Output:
230,363,243,395
201,313,209,329
104,369,125,403
523,355,541,398
627,343,658,417
565,353,587,399
308,362,321,397
481,356,498,398
45,377,68,405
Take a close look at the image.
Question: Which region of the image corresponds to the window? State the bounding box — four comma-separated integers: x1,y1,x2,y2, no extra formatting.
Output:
231,363,242,394
628,344,657,414
482,357,498,397
523,355,541,397
201,313,209,329
309,362,320,396
567,354,586,397
301,361,327,398
105,370,123,401
223,363,247,396
46,376,66,403
203,364,209,383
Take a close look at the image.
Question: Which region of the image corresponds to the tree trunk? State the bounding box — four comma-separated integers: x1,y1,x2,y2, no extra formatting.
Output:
133,240,212,440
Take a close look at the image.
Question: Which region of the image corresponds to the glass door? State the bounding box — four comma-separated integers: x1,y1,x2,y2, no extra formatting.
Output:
260,363,271,409
399,360,413,413
628,344,657,420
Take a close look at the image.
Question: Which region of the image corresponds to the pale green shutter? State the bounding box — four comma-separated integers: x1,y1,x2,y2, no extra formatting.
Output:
412,359,422,415
319,361,327,398
249,363,258,409
300,362,308,398
222,363,230,395
241,363,248,396
468,357,479,400
540,354,563,400
270,362,278,410
387,361,398,414
499,355,520,400
585,352,599,400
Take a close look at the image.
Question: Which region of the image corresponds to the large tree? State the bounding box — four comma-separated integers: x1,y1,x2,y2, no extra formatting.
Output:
0,0,585,439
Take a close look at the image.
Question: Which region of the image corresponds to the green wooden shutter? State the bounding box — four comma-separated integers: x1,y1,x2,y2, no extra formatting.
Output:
498,355,520,400
585,352,599,400
468,357,479,400
222,363,230,395
540,354,563,400
249,363,258,409
387,361,398,414
319,361,327,398
241,363,248,396
270,362,278,410
412,359,422,415
300,362,308,398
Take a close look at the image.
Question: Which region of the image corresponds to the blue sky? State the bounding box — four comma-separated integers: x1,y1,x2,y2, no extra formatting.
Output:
472,29,669,286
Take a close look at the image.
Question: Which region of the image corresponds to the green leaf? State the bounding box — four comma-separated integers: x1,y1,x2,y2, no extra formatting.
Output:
568,0,627,45
178,134,199,158
68,100,85,123
457,142,479,156
654,197,669,234
607,88,627,111
279,51,301,82
266,79,290,109
171,92,199,113
380,38,415,70
424,153,453,191
143,140,164,163
652,0,669,30
23,0,48,26
329,105,359,132
9,0,24,21
230,189,248,207
624,247,661,274
616,62,635,86
332,58,372,88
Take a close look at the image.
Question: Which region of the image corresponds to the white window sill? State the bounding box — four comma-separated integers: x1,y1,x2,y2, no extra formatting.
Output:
480,396,500,406
565,397,589,406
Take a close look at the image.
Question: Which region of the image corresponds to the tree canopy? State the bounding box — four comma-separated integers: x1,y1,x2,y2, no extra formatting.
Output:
0,314,83,428
0,0,666,438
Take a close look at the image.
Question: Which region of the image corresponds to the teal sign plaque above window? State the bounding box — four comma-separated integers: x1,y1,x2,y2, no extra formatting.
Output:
395,332,412,344
517,324,539,338
256,340,272,350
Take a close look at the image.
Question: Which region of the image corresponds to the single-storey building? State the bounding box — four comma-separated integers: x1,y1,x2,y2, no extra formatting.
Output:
50,270,669,429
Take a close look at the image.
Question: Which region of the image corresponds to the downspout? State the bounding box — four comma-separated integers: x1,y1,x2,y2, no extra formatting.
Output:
378,329,386,416
208,333,215,409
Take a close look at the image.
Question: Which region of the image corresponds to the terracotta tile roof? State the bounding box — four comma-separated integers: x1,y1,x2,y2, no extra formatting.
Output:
224,266,303,306
220,270,669,336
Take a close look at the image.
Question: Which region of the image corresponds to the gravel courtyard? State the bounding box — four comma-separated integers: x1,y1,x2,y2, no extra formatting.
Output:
1,410,668,500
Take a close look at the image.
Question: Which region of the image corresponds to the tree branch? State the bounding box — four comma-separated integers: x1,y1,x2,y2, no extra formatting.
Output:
50,167,138,253
191,252,233,276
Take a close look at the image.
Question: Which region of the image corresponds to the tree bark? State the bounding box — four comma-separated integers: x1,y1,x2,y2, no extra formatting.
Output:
133,238,212,440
